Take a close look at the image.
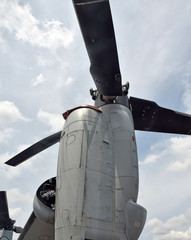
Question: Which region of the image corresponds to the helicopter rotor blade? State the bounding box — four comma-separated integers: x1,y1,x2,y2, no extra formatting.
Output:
0,191,12,229
72,0,122,96
5,131,62,167
130,97,191,135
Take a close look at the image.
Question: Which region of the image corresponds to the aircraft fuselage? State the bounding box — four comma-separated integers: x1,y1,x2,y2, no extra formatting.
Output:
55,103,146,240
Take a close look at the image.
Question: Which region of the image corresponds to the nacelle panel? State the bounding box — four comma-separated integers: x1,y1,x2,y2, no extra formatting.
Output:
33,177,56,224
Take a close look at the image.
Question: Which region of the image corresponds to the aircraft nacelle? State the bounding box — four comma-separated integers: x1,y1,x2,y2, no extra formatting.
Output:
33,177,56,225
55,103,146,240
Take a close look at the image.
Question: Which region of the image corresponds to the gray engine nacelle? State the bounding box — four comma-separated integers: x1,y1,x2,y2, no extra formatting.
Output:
33,177,56,224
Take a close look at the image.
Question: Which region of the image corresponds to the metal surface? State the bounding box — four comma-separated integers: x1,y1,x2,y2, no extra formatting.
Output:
0,191,22,240
92,82,130,108
0,229,13,240
73,0,122,96
55,105,146,240
4,1,191,240
33,177,56,224
0,191,11,230
130,97,191,135
18,212,54,240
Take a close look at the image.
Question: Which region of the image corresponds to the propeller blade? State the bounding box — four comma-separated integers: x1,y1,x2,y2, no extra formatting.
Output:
5,131,62,167
0,191,12,229
130,97,191,135
73,0,122,96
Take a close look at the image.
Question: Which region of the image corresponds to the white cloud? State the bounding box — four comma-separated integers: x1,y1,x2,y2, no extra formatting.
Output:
0,32,7,52
141,136,191,172
0,144,38,180
138,135,191,235
37,109,63,132
116,1,191,99
140,153,159,165
146,208,191,240
64,76,74,85
167,137,191,171
182,61,191,113
36,53,54,67
168,158,191,172
0,101,29,143
0,128,15,143
0,153,21,179
182,80,191,113
32,73,47,86
1,2,191,240
9,207,22,219
0,0,74,49
32,74,73,87
38,20,74,49
7,188,32,204
0,101,30,126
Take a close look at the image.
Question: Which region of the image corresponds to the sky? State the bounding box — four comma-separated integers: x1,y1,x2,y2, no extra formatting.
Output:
1,0,191,239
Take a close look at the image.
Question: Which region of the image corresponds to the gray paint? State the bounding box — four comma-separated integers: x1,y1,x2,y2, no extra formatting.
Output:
55,104,146,240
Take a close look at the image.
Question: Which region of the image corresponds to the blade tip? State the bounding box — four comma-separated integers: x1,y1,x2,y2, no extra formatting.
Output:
4,160,17,167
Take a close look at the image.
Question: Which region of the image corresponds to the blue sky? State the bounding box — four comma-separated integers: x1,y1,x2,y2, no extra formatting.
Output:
1,0,191,239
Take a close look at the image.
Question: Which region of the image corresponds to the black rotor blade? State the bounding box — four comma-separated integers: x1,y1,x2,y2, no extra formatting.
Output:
130,97,191,135
5,131,61,167
0,191,12,229
73,0,122,96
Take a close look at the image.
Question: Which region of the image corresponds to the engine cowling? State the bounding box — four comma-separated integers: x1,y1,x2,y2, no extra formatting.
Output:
33,177,56,224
